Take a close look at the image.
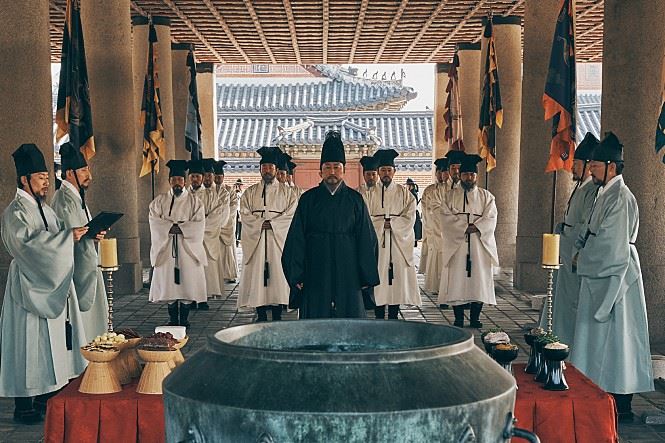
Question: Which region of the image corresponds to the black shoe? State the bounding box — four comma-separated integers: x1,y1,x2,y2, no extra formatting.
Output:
453,319,464,328
13,409,43,425
618,411,635,423
198,302,210,311
179,302,191,328
469,320,483,328
439,304,450,310
167,303,179,326
190,301,198,310
225,279,237,284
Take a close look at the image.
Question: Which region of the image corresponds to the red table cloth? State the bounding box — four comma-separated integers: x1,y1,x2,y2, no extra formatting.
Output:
514,363,618,442
44,377,165,443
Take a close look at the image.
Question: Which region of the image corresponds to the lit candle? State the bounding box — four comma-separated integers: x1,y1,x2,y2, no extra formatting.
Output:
542,234,560,267
99,238,118,268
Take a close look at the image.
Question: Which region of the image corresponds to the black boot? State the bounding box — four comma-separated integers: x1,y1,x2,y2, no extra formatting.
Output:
388,304,400,320
190,301,198,310
439,304,450,310
469,302,483,328
612,393,634,422
34,390,60,414
271,305,283,321
452,305,465,327
179,302,191,328
14,397,42,425
374,305,386,320
256,306,269,322
198,302,210,311
167,302,179,326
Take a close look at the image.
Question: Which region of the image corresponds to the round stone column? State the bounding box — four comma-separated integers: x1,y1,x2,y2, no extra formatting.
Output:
197,63,217,159
81,0,142,294
132,16,175,265
482,16,523,268
600,0,665,343
456,42,481,156
171,42,193,160
433,63,451,161
515,0,573,291
0,0,53,294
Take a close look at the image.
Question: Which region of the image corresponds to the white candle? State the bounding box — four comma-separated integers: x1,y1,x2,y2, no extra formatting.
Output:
542,234,560,266
99,238,118,268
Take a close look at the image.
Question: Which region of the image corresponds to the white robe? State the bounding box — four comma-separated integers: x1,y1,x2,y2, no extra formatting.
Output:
149,189,207,303
421,182,447,292
217,184,239,280
364,182,421,307
438,185,498,306
237,181,297,308
190,185,229,296
52,180,109,342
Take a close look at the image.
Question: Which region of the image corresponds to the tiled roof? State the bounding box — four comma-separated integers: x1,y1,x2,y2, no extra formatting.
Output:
217,66,417,113
577,93,601,141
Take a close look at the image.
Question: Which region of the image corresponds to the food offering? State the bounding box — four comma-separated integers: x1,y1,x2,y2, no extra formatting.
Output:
524,327,546,374
543,341,570,391
136,333,178,394
79,334,123,394
493,343,519,375
534,332,559,383
482,329,510,357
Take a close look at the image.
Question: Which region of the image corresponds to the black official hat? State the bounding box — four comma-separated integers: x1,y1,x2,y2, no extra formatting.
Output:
574,132,600,161
373,149,399,168
201,158,216,174
359,155,379,172
445,150,466,165
188,159,205,174
59,142,88,173
257,146,283,165
12,143,48,177
591,131,623,163
213,160,227,175
406,178,415,185
433,157,449,171
460,154,483,173
287,160,298,174
277,152,293,172
166,160,188,178
320,130,346,165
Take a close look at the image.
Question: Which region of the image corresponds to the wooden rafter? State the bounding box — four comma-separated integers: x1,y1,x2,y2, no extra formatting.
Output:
426,0,486,63
577,21,603,39
506,0,525,15
201,0,251,63
160,0,225,63
348,0,369,63
242,0,277,64
282,0,302,64
577,38,603,55
577,1,603,20
400,0,451,63
130,0,148,17
322,0,329,63
373,0,409,63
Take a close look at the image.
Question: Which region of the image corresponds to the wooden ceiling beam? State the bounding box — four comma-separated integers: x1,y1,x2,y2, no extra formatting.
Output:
160,0,225,63
506,0,525,15
282,0,302,64
322,0,329,63
201,0,251,63
400,0,451,63
348,0,370,63
426,0,486,63
373,0,409,63
242,0,277,64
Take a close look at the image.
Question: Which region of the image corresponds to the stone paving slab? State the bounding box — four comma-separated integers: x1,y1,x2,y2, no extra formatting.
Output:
0,247,663,442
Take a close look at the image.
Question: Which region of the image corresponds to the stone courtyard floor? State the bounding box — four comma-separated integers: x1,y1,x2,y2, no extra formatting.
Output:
1,248,664,442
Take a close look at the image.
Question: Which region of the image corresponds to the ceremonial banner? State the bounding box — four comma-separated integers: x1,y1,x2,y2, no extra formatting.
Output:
543,0,577,172
185,49,202,160
444,53,465,152
55,0,95,161
478,18,503,172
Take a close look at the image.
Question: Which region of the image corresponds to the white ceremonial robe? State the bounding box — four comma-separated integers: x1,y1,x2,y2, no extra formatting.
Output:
52,180,109,342
422,182,447,293
190,185,229,297
438,185,498,306
287,182,304,199
418,183,436,275
364,182,421,307
237,181,297,308
217,184,239,280
0,189,87,397
149,189,207,303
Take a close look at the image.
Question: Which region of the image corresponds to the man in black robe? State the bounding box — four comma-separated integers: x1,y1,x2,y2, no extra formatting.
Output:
282,131,380,318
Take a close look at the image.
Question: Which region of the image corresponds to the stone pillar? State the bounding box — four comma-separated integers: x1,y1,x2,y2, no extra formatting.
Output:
171,42,192,160
197,63,217,159
0,0,53,295
456,42,481,156
433,63,451,161
132,16,175,265
600,0,665,343
80,0,141,294
515,1,573,291
483,16,522,268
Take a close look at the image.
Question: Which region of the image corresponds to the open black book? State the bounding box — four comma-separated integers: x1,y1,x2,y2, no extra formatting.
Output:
84,211,124,239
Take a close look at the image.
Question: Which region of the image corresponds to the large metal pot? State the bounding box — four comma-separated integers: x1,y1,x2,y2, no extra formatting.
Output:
163,320,538,443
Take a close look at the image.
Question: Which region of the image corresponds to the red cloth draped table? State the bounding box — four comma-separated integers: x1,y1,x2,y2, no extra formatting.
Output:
514,363,618,442
44,376,165,443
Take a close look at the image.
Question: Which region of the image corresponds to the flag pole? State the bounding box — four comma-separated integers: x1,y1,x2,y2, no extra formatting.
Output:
150,160,156,201
550,170,557,233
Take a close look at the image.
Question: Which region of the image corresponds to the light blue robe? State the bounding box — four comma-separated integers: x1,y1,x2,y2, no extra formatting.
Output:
548,177,598,345
571,175,654,394
0,189,87,397
52,181,108,342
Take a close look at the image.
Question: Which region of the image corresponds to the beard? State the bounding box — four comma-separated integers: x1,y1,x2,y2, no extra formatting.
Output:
172,185,183,196
262,173,275,184
324,175,341,186
461,180,476,191
380,176,392,187
191,182,201,190
365,179,376,188
591,175,605,186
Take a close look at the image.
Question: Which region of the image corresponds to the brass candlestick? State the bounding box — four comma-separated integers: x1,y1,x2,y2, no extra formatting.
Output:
541,264,559,334
100,266,119,332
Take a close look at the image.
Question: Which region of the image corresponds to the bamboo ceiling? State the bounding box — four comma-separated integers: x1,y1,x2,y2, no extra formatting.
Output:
48,0,605,64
